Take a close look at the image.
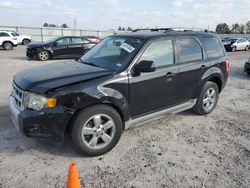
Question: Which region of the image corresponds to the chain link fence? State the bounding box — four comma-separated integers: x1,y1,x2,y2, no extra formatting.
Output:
0,26,120,42
1,26,250,42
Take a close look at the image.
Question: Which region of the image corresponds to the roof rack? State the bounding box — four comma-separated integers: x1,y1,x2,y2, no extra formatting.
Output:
132,27,208,33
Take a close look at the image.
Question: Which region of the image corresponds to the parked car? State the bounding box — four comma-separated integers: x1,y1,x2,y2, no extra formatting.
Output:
223,38,249,51
244,59,250,75
84,36,101,43
0,30,19,50
1,30,32,45
221,37,232,42
9,30,229,156
26,36,96,61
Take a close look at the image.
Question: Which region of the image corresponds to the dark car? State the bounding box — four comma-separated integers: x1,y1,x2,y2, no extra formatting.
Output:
244,59,250,75
9,30,229,156
26,36,96,61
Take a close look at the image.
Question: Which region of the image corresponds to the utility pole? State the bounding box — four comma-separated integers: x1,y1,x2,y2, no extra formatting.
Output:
73,17,77,36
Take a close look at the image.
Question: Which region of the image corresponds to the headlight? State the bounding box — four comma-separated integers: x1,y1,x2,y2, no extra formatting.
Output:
26,92,57,111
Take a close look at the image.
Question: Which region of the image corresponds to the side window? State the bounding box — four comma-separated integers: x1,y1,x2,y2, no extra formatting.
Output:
0,32,10,37
139,39,174,68
11,32,19,36
176,38,202,63
55,38,70,46
238,39,246,43
72,37,89,44
201,37,224,58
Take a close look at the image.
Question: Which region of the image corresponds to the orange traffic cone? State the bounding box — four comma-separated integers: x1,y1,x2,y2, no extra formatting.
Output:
66,162,81,188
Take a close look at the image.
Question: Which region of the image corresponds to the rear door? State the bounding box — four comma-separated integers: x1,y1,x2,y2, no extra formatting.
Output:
68,37,94,57
175,36,206,102
129,37,180,117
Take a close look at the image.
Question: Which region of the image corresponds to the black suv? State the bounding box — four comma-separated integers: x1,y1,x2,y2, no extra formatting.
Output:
9,30,229,156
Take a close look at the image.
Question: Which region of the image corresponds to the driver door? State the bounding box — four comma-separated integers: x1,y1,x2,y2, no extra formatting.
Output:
129,38,180,117
52,37,71,58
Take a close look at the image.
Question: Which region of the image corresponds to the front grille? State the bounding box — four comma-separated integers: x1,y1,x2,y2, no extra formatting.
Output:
11,84,25,110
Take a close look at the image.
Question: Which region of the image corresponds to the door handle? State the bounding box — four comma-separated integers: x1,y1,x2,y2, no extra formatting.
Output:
200,65,207,69
166,72,175,77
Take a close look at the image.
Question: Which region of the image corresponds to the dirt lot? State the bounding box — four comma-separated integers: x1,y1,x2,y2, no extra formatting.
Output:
0,46,249,188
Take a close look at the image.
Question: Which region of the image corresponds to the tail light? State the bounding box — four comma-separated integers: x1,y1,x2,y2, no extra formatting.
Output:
225,60,229,74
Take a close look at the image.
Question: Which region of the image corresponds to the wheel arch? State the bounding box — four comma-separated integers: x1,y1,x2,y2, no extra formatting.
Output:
2,40,14,46
64,102,129,138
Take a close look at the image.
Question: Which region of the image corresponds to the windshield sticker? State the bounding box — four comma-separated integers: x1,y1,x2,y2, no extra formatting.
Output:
120,43,135,53
116,63,122,67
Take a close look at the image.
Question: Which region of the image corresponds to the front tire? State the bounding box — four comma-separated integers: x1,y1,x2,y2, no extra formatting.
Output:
37,50,50,61
245,45,249,51
232,46,236,52
3,42,13,50
193,81,219,115
72,105,123,156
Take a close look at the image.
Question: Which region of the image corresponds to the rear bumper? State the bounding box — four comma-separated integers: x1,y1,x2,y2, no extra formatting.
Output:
9,96,73,143
244,62,250,73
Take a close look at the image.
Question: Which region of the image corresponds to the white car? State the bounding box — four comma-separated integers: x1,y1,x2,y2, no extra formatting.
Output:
223,38,249,51
0,31,19,50
8,31,32,45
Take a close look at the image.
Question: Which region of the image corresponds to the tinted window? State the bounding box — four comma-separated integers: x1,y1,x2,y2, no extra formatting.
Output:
139,39,173,68
72,37,90,44
55,37,70,46
201,37,224,58
176,38,202,63
11,32,20,36
0,32,10,37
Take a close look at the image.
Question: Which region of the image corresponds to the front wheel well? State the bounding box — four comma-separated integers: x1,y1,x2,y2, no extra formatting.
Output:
64,103,125,137
208,76,222,93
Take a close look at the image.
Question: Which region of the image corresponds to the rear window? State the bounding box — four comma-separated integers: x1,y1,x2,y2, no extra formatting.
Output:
176,38,203,63
201,37,224,58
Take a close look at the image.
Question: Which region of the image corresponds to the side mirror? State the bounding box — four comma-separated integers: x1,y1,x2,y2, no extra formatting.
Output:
134,60,155,73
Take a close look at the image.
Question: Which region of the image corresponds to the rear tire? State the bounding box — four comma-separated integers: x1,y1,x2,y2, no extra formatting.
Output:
193,81,219,115
37,50,50,61
72,105,123,156
3,42,13,50
245,45,249,51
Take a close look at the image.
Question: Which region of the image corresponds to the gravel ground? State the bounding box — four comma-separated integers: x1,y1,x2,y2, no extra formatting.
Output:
0,46,249,188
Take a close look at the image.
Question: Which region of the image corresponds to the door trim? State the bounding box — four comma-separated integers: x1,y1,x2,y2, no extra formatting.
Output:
124,99,196,130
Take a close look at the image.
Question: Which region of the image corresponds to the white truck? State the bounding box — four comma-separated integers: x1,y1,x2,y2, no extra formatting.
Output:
0,31,19,50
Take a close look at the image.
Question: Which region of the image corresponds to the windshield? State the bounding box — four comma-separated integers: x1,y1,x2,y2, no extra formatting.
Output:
80,36,144,71
45,36,61,43
225,38,237,43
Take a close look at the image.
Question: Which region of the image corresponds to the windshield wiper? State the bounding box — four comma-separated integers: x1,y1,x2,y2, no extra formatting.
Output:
78,59,100,68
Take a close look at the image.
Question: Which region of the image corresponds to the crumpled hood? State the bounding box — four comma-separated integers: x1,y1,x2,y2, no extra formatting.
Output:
14,60,114,93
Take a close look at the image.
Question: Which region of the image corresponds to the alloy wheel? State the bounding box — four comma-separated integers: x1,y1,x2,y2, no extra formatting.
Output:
203,88,216,112
39,51,49,60
81,114,116,150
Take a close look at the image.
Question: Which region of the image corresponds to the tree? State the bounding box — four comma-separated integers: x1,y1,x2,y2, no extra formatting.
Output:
61,23,69,28
231,23,240,34
118,26,122,31
43,23,49,27
122,27,125,31
48,24,57,27
127,27,133,31
215,23,230,34
239,24,245,34
246,21,250,34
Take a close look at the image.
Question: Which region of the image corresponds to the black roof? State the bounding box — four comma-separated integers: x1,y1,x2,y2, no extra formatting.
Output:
114,31,215,40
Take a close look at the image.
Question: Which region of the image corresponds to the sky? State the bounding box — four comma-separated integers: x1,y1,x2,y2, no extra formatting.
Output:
0,0,249,30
